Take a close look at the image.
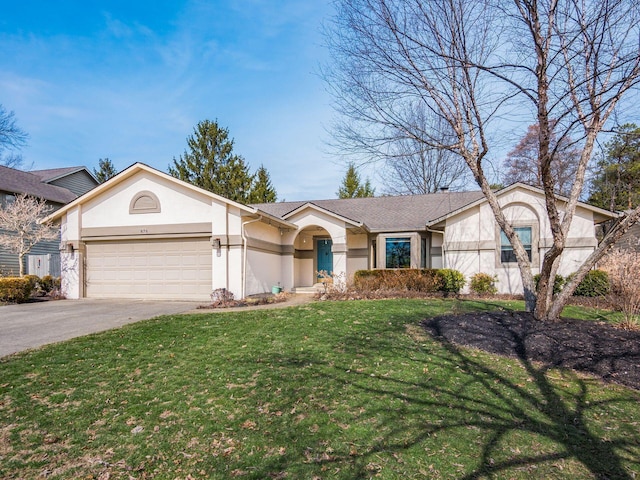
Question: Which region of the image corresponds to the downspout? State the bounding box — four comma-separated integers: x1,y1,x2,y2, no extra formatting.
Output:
426,227,445,268
241,216,262,299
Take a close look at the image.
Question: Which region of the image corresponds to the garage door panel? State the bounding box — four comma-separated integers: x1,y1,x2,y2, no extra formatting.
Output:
86,238,212,300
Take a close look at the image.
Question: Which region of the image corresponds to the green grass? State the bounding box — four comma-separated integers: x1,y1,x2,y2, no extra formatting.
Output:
1,298,638,479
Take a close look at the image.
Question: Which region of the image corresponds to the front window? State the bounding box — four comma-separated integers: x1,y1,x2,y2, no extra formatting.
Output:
500,227,532,263
386,237,411,268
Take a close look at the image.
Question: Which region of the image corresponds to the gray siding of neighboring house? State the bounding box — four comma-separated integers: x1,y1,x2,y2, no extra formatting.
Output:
618,223,640,252
47,170,97,197
0,199,63,276
0,234,60,276
0,243,20,276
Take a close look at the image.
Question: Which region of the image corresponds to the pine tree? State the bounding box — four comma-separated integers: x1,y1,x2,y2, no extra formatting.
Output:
589,124,640,211
169,120,255,203
337,163,375,198
248,165,277,203
93,158,118,183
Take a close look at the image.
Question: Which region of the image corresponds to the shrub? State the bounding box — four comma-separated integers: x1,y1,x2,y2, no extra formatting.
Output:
534,273,565,294
571,270,610,297
601,249,640,329
210,288,234,307
469,273,498,295
0,277,34,303
353,269,442,292
437,269,466,294
23,274,40,291
39,275,61,294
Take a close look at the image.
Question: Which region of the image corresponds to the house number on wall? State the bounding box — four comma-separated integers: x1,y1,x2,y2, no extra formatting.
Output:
140,228,149,234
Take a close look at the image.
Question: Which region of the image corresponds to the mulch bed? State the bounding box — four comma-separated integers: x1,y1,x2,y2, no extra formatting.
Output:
422,311,640,391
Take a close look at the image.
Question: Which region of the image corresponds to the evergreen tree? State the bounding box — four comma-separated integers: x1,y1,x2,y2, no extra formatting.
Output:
589,124,640,211
248,165,277,203
93,158,118,183
337,163,375,198
169,120,255,203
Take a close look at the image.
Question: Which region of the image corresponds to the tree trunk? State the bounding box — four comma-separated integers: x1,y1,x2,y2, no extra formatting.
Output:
18,252,25,277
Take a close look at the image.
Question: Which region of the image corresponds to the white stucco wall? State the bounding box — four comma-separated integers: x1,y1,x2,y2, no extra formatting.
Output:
347,233,368,249
444,188,600,294
244,222,284,295
245,249,282,295
59,208,82,299
82,172,214,228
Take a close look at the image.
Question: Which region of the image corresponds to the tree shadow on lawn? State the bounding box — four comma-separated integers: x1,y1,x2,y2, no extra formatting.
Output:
414,313,640,479
237,311,640,479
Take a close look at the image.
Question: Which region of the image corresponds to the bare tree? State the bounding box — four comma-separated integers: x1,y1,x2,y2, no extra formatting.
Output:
325,0,640,320
0,105,28,169
381,111,471,194
0,194,59,276
503,122,581,196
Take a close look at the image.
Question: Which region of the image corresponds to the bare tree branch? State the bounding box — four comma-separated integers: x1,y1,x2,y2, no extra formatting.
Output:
325,0,640,320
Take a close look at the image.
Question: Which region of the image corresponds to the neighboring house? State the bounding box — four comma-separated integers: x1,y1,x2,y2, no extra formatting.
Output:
0,165,98,276
613,219,640,253
45,162,617,301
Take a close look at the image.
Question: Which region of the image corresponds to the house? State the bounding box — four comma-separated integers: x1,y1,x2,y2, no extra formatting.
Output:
44,162,617,301
0,165,98,275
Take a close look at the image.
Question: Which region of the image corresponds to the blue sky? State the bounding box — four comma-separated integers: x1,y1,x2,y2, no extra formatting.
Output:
0,0,351,201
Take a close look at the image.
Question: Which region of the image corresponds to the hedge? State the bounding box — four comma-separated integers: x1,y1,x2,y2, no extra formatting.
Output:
353,268,466,294
0,277,34,303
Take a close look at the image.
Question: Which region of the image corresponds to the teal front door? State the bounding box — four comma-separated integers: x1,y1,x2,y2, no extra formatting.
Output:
317,239,333,279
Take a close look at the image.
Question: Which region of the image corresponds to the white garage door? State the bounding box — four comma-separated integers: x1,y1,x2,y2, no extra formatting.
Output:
85,238,212,300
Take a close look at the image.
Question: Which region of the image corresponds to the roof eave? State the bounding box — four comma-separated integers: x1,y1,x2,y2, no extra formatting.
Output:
43,162,258,223
282,202,364,229
39,167,98,184
249,209,299,230
425,183,621,227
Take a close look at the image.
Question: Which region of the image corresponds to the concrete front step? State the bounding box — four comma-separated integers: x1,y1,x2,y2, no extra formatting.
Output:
292,284,325,294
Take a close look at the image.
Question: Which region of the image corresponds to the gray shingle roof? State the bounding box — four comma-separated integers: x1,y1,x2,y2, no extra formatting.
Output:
0,165,77,204
30,166,91,183
252,191,485,232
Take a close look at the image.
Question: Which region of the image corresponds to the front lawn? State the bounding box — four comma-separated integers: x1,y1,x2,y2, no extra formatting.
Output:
1,298,638,479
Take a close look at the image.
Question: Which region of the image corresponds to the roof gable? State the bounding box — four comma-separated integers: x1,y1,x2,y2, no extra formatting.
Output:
45,162,260,222
426,183,619,226
30,166,97,184
31,166,99,197
279,202,364,228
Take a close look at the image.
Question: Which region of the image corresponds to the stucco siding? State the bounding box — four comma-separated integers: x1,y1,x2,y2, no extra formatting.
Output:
81,173,214,229
347,257,368,281
246,248,282,296
246,221,281,244
443,188,603,294
295,258,314,287
347,233,368,249
445,250,478,292
445,206,480,243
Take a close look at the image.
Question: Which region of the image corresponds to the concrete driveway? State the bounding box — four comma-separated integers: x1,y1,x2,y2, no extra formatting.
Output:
0,298,202,358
